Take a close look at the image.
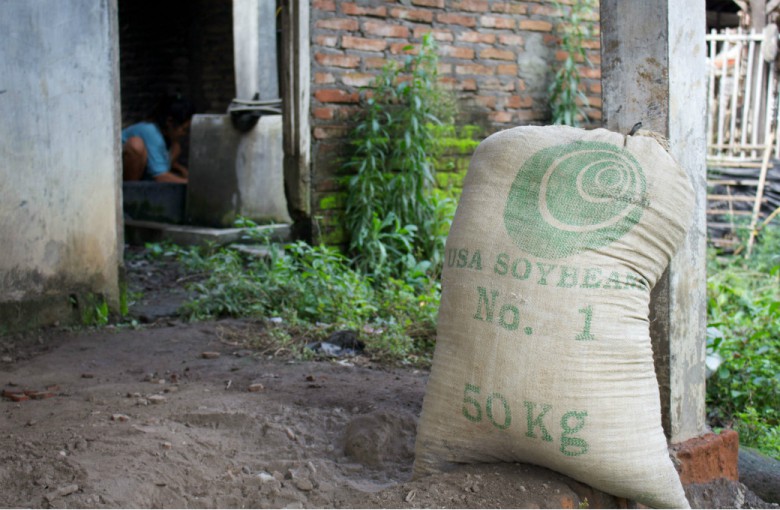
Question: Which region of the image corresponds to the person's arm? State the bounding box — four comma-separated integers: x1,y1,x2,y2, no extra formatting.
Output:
168,141,189,178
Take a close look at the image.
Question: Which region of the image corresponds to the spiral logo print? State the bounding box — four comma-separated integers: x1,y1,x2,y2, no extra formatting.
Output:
503,141,647,259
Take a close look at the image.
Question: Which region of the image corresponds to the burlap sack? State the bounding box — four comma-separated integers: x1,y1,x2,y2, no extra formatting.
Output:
414,125,694,508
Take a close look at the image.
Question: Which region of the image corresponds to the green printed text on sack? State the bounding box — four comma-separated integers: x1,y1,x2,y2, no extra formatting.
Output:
461,383,589,457
445,246,648,291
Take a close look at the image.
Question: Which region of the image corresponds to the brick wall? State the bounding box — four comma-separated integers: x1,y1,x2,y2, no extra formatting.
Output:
310,0,601,244
118,0,236,126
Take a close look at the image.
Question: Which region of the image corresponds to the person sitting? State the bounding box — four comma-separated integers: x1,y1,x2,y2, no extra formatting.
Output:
122,95,194,183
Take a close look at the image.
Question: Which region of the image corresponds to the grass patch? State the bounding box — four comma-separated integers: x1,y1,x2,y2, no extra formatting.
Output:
707,225,780,460
171,239,439,365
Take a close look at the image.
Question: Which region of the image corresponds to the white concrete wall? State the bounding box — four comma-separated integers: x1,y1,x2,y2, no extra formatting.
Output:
0,0,121,324
187,114,291,227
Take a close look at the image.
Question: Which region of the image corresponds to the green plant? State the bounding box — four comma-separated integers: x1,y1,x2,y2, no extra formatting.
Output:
74,294,110,327
343,34,455,278
707,227,780,459
178,238,440,363
549,0,596,126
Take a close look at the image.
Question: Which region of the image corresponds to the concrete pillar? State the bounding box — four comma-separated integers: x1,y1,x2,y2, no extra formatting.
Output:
600,1,708,443
0,0,122,330
233,0,278,100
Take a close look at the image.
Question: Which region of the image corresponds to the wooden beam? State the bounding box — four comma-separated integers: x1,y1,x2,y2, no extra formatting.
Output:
280,0,312,239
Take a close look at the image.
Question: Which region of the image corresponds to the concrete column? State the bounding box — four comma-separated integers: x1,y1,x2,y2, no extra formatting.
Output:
233,0,279,100
600,0,708,443
0,0,121,328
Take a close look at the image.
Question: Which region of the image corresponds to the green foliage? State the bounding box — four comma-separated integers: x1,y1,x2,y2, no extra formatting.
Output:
74,294,110,327
178,239,439,362
549,0,596,126
707,227,780,459
343,34,457,278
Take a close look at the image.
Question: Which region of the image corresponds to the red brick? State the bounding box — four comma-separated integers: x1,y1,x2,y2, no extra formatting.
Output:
499,34,524,46
316,18,359,31
363,21,409,38
497,64,518,75
670,430,739,485
441,45,476,59
578,66,601,79
314,72,336,84
489,111,513,123
529,4,562,16
582,10,599,22
507,95,533,108
341,3,387,17
412,0,444,7
2,390,28,402
342,36,386,52
413,27,454,41
586,109,602,121
456,63,494,75
481,48,515,61
313,107,335,120
481,15,516,29
342,72,375,87
314,126,350,139
458,78,478,91
334,105,362,119
314,89,360,103
586,96,602,107
438,63,453,74
390,42,420,55
315,53,360,68
452,0,490,12
519,19,554,32
315,35,338,47
313,0,336,11
437,76,457,89
457,31,496,44
491,2,528,14
437,12,477,27
364,57,387,69
475,96,497,108
582,39,601,49
590,82,602,94
556,50,588,63
515,109,547,122
480,78,515,91
390,7,433,23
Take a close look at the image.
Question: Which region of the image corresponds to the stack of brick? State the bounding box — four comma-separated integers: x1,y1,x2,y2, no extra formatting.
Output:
310,0,602,244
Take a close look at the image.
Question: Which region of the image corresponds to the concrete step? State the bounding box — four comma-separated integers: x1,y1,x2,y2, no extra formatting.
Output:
124,219,291,247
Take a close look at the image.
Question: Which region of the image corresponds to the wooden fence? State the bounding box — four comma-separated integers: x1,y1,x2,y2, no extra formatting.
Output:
706,27,780,252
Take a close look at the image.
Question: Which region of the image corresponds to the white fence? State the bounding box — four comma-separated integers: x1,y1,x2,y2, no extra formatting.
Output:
706,28,779,164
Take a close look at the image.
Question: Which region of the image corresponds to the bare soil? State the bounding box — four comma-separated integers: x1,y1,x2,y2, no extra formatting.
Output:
0,249,774,508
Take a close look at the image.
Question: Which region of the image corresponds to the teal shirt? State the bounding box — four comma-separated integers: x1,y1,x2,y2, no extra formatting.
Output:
121,122,169,178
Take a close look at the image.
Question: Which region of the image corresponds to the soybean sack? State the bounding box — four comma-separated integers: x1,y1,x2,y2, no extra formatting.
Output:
413,126,694,509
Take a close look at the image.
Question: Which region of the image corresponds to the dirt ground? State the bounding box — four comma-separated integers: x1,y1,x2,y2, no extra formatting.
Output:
0,250,775,509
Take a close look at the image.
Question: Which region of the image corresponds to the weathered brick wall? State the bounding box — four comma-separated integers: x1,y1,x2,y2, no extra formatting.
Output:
118,0,236,126
310,0,601,244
